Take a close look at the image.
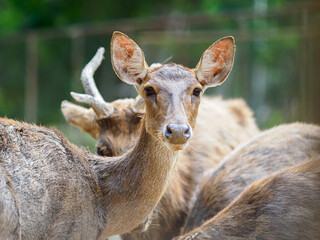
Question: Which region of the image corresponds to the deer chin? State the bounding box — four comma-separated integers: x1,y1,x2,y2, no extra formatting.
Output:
171,143,188,151
158,133,190,151
164,141,189,151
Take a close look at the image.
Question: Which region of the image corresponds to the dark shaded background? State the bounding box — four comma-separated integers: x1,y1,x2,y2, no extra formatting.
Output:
0,0,319,149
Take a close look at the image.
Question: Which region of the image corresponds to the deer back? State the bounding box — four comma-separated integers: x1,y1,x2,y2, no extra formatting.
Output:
182,123,320,233
177,157,320,240
0,118,102,239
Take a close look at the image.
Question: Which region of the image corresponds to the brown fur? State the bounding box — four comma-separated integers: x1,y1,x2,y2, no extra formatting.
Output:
0,164,21,240
61,100,101,139
62,95,259,240
1,32,237,239
1,118,104,239
62,34,251,240
62,98,142,157
0,95,181,239
176,157,320,240
95,98,142,156
181,123,320,234
140,96,259,240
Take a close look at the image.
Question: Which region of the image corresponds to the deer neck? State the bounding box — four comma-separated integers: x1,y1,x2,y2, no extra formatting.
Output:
89,121,179,238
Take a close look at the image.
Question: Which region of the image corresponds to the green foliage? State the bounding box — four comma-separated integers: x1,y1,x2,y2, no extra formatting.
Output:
0,0,293,34
0,0,23,34
37,39,72,124
0,42,25,120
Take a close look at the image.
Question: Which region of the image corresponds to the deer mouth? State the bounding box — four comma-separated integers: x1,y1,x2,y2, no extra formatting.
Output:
169,142,189,151
161,138,190,151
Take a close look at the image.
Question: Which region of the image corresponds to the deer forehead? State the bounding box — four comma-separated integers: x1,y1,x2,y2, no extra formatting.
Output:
111,98,135,108
147,64,200,93
97,109,137,130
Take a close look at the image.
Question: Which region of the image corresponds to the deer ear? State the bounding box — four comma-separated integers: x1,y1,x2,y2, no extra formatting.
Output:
111,31,148,85
195,36,235,89
61,100,101,139
130,95,145,114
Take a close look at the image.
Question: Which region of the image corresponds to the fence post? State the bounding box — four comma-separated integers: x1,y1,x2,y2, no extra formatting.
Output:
300,7,320,124
25,34,38,123
71,29,86,93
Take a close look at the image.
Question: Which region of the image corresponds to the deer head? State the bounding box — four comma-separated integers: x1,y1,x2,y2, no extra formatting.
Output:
62,32,235,152
61,47,145,156
61,96,144,156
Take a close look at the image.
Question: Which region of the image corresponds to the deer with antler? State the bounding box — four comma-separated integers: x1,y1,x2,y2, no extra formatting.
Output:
62,37,259,239
0,32,236,239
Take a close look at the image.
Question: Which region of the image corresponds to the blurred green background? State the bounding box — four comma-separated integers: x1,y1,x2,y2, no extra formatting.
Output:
0,0,319,151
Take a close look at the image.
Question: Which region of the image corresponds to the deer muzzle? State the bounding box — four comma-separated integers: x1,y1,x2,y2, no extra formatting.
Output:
164,124,191,145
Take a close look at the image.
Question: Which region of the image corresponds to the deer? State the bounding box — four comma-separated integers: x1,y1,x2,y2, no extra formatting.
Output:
0,31,236,240
178,123,320,238
175,156,320,240
61,38,259,239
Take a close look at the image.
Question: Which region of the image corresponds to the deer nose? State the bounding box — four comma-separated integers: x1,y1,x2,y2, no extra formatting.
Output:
164,124,191,144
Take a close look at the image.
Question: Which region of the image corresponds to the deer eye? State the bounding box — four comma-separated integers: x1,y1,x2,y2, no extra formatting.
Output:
144,87,156,97
193,88,202,97
96,145,113,157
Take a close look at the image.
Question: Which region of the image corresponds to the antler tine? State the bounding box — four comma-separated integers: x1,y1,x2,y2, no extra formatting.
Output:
71,47,114,119
70,92,114,119
81,47,105,102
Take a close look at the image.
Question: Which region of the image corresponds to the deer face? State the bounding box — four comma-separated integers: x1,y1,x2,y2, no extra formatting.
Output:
136,64,201,150
111,32,235,151
62,32,235,153
95,98,142,156
61,97,144,157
